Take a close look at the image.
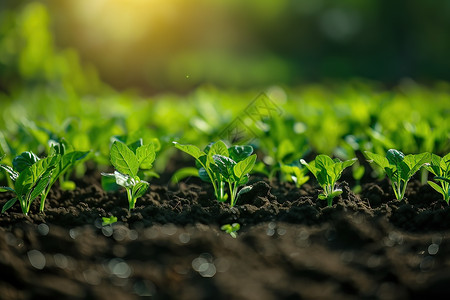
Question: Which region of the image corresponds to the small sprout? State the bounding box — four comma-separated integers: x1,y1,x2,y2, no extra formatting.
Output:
300,155,356,207
280,163,309,188
102,216,118,226
365,149,431,200
101,139,157,210
221,223,240,238
173,141,256,207
425,153,450,204
1,153,60,215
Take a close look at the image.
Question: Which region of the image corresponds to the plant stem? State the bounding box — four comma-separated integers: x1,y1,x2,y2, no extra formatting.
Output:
127,188,134,211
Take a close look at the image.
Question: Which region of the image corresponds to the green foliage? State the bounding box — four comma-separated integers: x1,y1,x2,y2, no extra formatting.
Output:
300,155,356,207
173,141,256,207
1,153,59,215
425,153,450,204
101,139,157,210
102,215,118,226
221,223,240,238
365,149,431,201
279,163,309,188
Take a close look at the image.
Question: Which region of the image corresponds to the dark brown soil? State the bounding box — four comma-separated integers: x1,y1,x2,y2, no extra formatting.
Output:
1,172,449,300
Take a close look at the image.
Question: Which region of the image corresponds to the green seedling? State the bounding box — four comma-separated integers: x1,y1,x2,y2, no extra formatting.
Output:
425,153,450,204
173,141,256,207
1,153,59,215
102,215,118,226
221,223,240,238
101,140,156,210
279,163,309,188
365,149,431,200
39,139,89,211
300,155,356,207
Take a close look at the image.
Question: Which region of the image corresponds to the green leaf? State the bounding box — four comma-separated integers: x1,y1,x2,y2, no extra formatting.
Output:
15,155,59,198
132,181,149,199
428,180,444,195
0,164,18,181
170,167,199,184
198,167,212,183
237,185,252,199
364,151,390,170
403,152,431,178
213,155,236,179
136,143,156,169
209,141,229,157
173,142,205,159
111,171,136,188
29,167,54,200
101,173,120,192
127,139,143,154
110,141,139,177
102,216,118,226
229,145,253,162
0,186,15,193
386,149,405,166
233,154,256,179
12,151,39,173
2,197,17,213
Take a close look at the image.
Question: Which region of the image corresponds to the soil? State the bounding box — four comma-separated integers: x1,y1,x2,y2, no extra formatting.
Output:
1,170,449,300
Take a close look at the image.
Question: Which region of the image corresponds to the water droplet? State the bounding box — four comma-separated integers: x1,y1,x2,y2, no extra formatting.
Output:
28,250,46,270
428,244,439,255
179,233,190,244
108,258,132,278
53,253,69,269
102,226,113,237
37,223,49,236
161,224,177,235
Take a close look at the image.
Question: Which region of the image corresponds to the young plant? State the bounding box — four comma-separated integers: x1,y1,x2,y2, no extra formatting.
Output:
0,153,59,215
364,149,431,200
173,141,256,207
102,215,118,226
300,155,356,207
38,139,89,212
279,163,309,188
101,140,156,210
221,223,240,238
425,153,450,204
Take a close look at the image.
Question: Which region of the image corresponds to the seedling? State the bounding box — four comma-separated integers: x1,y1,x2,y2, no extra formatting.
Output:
221,223,240,238
279,163,309,188
102,215,118,226
300,155,356,207
173,141,256,207
0,153,59,215
101,140,156,210
39,139,89,212
425,153,450,204
365,149,431,200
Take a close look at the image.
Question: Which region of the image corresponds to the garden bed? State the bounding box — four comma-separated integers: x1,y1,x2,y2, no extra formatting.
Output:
1,172,449,300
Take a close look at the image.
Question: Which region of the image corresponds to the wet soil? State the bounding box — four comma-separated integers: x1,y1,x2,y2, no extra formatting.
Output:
1,172,449,300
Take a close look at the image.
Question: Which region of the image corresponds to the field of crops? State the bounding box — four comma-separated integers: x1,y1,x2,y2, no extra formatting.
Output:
1,2,450,300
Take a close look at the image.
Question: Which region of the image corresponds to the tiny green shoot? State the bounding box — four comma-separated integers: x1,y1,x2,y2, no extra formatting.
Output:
101,139,156,210
102,215,118,226
300,155,356,207
221,223,240,238
425,153,450,204
365,149,431,200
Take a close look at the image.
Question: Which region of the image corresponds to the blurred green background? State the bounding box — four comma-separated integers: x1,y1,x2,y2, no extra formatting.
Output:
1,0,450,94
